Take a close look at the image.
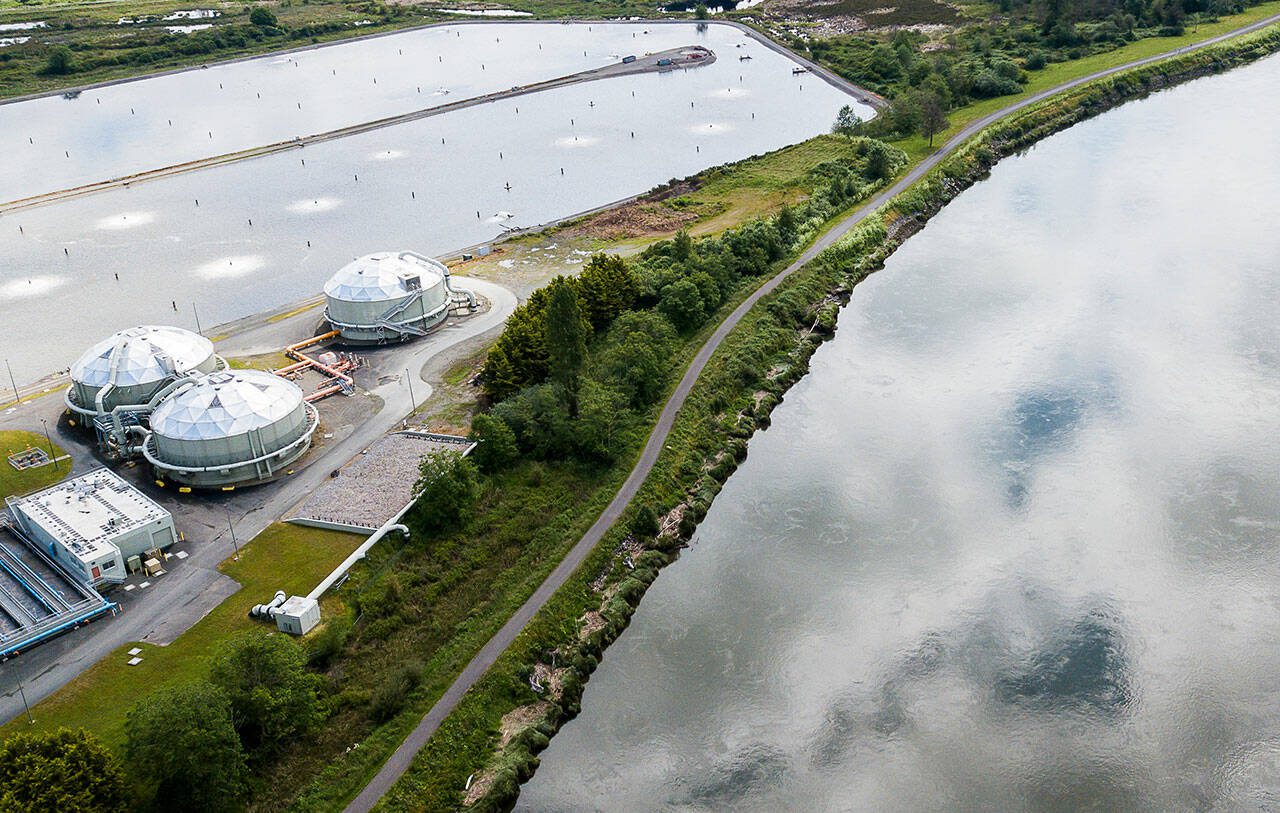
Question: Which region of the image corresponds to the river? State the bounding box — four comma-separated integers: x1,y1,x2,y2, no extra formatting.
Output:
517,52,1280,811
0,22,868,386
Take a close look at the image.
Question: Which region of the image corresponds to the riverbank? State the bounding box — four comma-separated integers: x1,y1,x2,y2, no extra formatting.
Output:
398,21,1280,812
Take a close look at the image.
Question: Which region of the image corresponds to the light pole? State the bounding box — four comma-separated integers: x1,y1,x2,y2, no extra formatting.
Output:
405,368,417,417
192,302,203,335
226,507,239,560
4,359,19,405
39,418,58,470
17,680,33,725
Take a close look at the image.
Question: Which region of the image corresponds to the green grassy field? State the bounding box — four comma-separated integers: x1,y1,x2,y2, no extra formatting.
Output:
0,522,363,750
0,429,66,499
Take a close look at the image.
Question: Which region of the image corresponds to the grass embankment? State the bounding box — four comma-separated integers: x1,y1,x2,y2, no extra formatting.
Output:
376,20,1280,812
0,429,66,499
0,523,363,750
0,126,885,813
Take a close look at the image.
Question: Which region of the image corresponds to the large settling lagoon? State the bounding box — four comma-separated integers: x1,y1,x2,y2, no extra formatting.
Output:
517,53,1280,811
0,21,867,384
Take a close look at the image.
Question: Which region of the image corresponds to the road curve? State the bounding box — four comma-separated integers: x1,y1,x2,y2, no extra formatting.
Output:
345,14,1280,813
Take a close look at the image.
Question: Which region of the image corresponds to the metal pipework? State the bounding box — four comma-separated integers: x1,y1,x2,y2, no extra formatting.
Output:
400,250,476,311
249,590,288,619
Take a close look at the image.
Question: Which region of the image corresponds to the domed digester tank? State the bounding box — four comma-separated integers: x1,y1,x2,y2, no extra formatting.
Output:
143,370,319,489
65,325,221,417
323,251,475,344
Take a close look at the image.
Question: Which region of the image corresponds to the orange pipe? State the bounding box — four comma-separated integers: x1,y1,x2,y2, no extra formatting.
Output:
273,330,355,401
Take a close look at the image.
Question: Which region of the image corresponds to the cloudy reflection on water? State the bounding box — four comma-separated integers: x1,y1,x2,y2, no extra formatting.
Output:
516,53,1280,812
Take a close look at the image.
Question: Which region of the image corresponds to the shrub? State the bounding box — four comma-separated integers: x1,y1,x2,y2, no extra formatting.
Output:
41,46,75,76
468,413,519,473
368,661,425,723
412,450,481,534
249,6,278,26
209,631,322,755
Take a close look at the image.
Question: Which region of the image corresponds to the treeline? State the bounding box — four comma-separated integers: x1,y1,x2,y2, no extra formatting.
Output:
474,140,905,466
804,0,1268,139
0,139,905,813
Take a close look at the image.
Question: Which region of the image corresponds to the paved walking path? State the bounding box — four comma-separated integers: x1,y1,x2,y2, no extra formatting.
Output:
343,12,1280,812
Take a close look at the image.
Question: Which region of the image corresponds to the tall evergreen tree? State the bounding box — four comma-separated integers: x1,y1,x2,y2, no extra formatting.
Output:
544,276,589,413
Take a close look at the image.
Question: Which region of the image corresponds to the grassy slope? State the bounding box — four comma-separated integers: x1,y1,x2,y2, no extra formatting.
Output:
0,121,870,813
0,523,364,749
0,429,66,499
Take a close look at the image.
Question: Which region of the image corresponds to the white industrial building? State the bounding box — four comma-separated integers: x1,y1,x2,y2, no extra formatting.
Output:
6,468,177,586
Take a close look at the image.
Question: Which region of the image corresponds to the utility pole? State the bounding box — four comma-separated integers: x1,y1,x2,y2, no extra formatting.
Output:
405,368,417,417
16,680,33,725
5,359,19,405
226,507,239,560
39,418,58,470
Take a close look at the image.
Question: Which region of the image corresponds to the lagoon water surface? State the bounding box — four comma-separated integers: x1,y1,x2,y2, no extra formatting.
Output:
517,53,1280,811
0,22,866,385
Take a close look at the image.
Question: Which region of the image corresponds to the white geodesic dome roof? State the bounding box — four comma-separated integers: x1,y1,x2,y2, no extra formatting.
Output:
323,252,445,303
71,325,214,388
149,370,304,441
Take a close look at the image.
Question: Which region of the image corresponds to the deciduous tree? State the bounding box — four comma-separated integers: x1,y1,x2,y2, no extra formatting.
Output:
468,413,519,473
125,682,248,813
831,104,861,141
210,631,322,755
413,450,481,533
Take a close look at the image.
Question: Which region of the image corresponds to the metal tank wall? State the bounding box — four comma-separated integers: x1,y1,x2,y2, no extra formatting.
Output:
323,252,450,344
66,326,220,416
144,370,318,488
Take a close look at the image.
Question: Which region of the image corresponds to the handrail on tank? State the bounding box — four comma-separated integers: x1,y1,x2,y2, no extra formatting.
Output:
141,402,320,475
64,353,228,417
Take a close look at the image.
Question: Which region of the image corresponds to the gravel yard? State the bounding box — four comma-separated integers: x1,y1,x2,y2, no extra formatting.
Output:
292,431,471,530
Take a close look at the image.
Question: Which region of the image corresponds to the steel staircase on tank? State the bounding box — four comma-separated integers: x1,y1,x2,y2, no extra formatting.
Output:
373,289,428,338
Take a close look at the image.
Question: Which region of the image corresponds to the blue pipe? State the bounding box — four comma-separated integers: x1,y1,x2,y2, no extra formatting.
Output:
0,558,55,615
0,601,115,660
